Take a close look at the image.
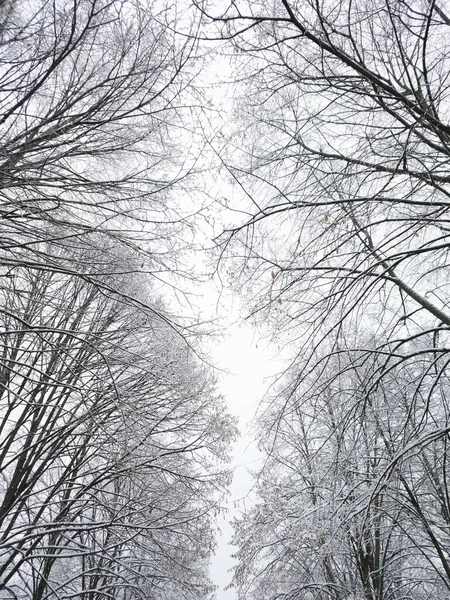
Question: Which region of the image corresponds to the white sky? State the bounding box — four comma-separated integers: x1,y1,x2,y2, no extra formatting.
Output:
177,40,279,600
208,316,279,599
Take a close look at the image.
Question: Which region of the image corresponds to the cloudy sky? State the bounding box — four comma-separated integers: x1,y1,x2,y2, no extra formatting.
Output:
208,315,281,599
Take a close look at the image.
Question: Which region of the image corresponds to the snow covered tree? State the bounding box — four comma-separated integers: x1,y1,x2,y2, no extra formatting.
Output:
0,0,202,302
0,243,235,600
0,1,235,598
232,343,450,598
196,0,450,597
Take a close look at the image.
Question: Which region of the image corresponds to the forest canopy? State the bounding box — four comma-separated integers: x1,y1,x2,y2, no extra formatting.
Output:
2,0,450,599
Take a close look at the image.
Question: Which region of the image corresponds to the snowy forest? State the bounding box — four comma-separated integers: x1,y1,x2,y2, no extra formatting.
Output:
1,0,450,599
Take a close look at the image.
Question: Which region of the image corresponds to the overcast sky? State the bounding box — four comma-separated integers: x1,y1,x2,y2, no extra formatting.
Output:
208,316,280,599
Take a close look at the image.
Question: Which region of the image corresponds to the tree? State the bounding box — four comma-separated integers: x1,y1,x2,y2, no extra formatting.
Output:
232,343,450,599
196,0,450,597
0,0,202,307
0,1,236,598
0,242,236,600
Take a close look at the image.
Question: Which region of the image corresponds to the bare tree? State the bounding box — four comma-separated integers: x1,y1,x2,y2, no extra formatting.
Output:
0,243,235,600
0,0,203,308
232,343,450,599
0,2,236,598
195,0,450,597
